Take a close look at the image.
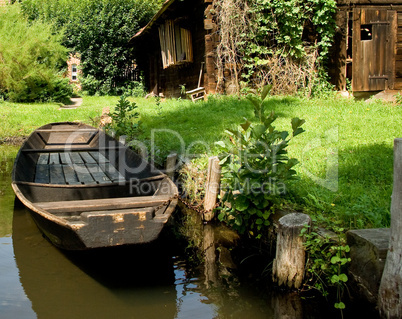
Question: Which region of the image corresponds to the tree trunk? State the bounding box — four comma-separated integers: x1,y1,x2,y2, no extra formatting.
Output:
272,213,311,289
378,138,402,318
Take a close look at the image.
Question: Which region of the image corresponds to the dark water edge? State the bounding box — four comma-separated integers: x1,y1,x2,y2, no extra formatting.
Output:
0,145,379,319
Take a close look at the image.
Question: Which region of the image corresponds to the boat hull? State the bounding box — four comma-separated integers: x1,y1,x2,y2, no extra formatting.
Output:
11,122,178,250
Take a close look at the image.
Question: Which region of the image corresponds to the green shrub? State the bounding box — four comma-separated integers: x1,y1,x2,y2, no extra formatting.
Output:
21,0,161,95
105,95,141,141
216,86,305,237
0,4,70,102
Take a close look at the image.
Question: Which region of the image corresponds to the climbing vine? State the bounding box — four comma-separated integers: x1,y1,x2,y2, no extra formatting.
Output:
214,0,337,95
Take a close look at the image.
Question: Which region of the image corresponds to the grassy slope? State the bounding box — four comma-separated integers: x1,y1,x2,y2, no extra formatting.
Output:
1,94,399,229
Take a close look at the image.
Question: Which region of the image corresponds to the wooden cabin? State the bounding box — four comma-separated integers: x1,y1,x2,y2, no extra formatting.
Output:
130,0,218,98
331,0,402,92
133,0,402,96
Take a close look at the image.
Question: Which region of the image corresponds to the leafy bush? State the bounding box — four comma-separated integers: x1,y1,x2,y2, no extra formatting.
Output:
0,4,71,102
106,95,141,141
21,0,162,95
216,86,305,237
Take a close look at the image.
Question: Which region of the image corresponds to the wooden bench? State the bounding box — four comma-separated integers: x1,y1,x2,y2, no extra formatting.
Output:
186,62,206,102
186,87,206,102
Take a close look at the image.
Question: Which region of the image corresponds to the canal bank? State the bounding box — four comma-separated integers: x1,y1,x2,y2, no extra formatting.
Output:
0,142,386,318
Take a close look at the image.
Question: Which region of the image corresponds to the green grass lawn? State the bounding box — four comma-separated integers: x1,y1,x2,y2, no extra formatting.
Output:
0,96,120,138
1,94,400,230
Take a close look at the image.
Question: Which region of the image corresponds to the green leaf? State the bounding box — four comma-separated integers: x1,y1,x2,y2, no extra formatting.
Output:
255,218,263,225
215,141,226,149
263,111,277,127
240,120,252,131
291,117,305,132
334,302,345,309
331,256,341,264
247,95,261,109
280,131,289,140
234,195,249,211
261,84,272,101
339,273,348,282
331,275,339,283
252,124,267,139
293,127,305,137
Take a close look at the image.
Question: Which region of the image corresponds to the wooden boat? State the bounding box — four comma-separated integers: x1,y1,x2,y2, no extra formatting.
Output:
11,122,178,250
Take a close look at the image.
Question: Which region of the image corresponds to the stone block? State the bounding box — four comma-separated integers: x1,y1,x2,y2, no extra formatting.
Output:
347,228,390,304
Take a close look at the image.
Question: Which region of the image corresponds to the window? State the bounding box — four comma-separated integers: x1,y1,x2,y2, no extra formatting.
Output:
158,20,193,69
71,64,78,81
360,24,372,41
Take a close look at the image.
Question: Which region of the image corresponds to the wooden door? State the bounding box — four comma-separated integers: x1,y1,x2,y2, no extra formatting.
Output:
352,8,397,91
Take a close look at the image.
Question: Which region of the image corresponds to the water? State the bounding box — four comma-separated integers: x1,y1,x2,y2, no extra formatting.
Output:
0,145,375,319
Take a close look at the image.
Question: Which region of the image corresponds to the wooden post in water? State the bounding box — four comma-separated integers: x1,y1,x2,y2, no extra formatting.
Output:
165,153,177,180
119,135,127,145
378,138,402,319
272,213,311,289
203,156,221,222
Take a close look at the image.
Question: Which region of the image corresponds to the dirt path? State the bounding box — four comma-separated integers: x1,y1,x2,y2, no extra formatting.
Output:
60,97,83,109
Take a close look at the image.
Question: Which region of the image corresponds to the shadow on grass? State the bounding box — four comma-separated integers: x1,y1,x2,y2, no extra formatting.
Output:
293,142,393,229
138,95,299,158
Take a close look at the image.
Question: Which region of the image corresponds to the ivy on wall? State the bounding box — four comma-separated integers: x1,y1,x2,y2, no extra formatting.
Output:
215,0,337,95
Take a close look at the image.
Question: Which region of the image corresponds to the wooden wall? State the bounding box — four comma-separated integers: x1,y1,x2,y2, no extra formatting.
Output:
333,2,402,92
395,11,402,89
134,0,219,98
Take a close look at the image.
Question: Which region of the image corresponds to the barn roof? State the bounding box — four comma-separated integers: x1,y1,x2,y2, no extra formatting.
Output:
130,0,176,41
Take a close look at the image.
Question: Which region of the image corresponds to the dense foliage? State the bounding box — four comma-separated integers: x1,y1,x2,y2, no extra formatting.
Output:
215,0,337,94
21,0,162,95
0,4,71,102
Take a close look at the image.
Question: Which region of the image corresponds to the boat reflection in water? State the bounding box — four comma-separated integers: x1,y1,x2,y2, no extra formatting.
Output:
13,199,315,319
12,202,178,319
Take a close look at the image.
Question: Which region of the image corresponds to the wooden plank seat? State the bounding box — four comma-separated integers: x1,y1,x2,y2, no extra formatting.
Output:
35,195,172,214
34,151,125,185
22,146,124,153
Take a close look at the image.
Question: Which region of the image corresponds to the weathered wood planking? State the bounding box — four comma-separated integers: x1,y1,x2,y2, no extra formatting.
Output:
69,152,84,164
62,165,80,185
86,164,112,184
50,164,65,184
74,164,96,184
80,152,97,164
98,162,125,182
352,8,396,91
34,151,123,185
37,153,49,165
59,152,72,164
36,195,171,214
89,151,110,163
35,165,50,184
49,153,60,165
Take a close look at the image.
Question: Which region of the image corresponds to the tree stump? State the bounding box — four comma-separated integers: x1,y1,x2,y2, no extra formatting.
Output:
203,156,221,221
378,138,402,318
272,213,311,289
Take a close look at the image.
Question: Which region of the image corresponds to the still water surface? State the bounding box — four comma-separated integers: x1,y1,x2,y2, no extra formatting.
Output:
0,145,373,319
0,145,274,319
